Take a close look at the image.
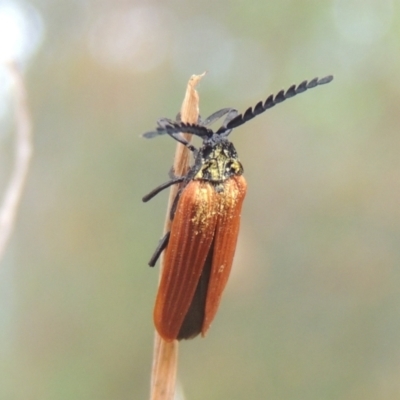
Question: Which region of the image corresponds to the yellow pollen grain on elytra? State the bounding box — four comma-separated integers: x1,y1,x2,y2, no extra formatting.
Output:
217,180,239,216
191,186,213,232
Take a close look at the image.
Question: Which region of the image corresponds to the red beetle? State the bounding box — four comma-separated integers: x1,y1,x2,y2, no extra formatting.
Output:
143,75,333,341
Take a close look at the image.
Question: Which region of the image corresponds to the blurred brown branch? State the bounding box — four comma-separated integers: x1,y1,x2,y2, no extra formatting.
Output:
150,72,205,400
0,62,33,262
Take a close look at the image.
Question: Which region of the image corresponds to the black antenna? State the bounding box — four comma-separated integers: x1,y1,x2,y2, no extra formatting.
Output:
221,75,333,132
143,75,334,138
143,122,214,140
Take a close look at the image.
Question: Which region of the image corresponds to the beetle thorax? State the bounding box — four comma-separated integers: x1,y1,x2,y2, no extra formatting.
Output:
194,141,243,183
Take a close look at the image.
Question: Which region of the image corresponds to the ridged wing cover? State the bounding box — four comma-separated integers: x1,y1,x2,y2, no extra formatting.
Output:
154,181,219,341
202,175,247,335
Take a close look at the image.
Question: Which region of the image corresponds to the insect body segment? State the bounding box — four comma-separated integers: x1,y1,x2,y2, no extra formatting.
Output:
154,176,247,341
143,75,333,341
194,141,243,192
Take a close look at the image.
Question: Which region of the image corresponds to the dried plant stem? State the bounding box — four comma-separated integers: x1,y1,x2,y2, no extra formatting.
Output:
0,63,33,262
150,73,205,400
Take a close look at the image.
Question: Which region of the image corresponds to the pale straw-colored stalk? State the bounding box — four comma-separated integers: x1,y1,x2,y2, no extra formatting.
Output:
0,63,32,262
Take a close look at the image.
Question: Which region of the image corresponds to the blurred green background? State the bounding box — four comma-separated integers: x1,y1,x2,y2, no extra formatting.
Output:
0,0,400,399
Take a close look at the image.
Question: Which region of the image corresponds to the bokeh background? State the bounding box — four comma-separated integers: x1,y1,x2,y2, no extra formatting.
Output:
0,0,399,399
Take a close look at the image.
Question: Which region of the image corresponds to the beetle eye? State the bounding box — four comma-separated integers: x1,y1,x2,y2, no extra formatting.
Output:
226,161,234,172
